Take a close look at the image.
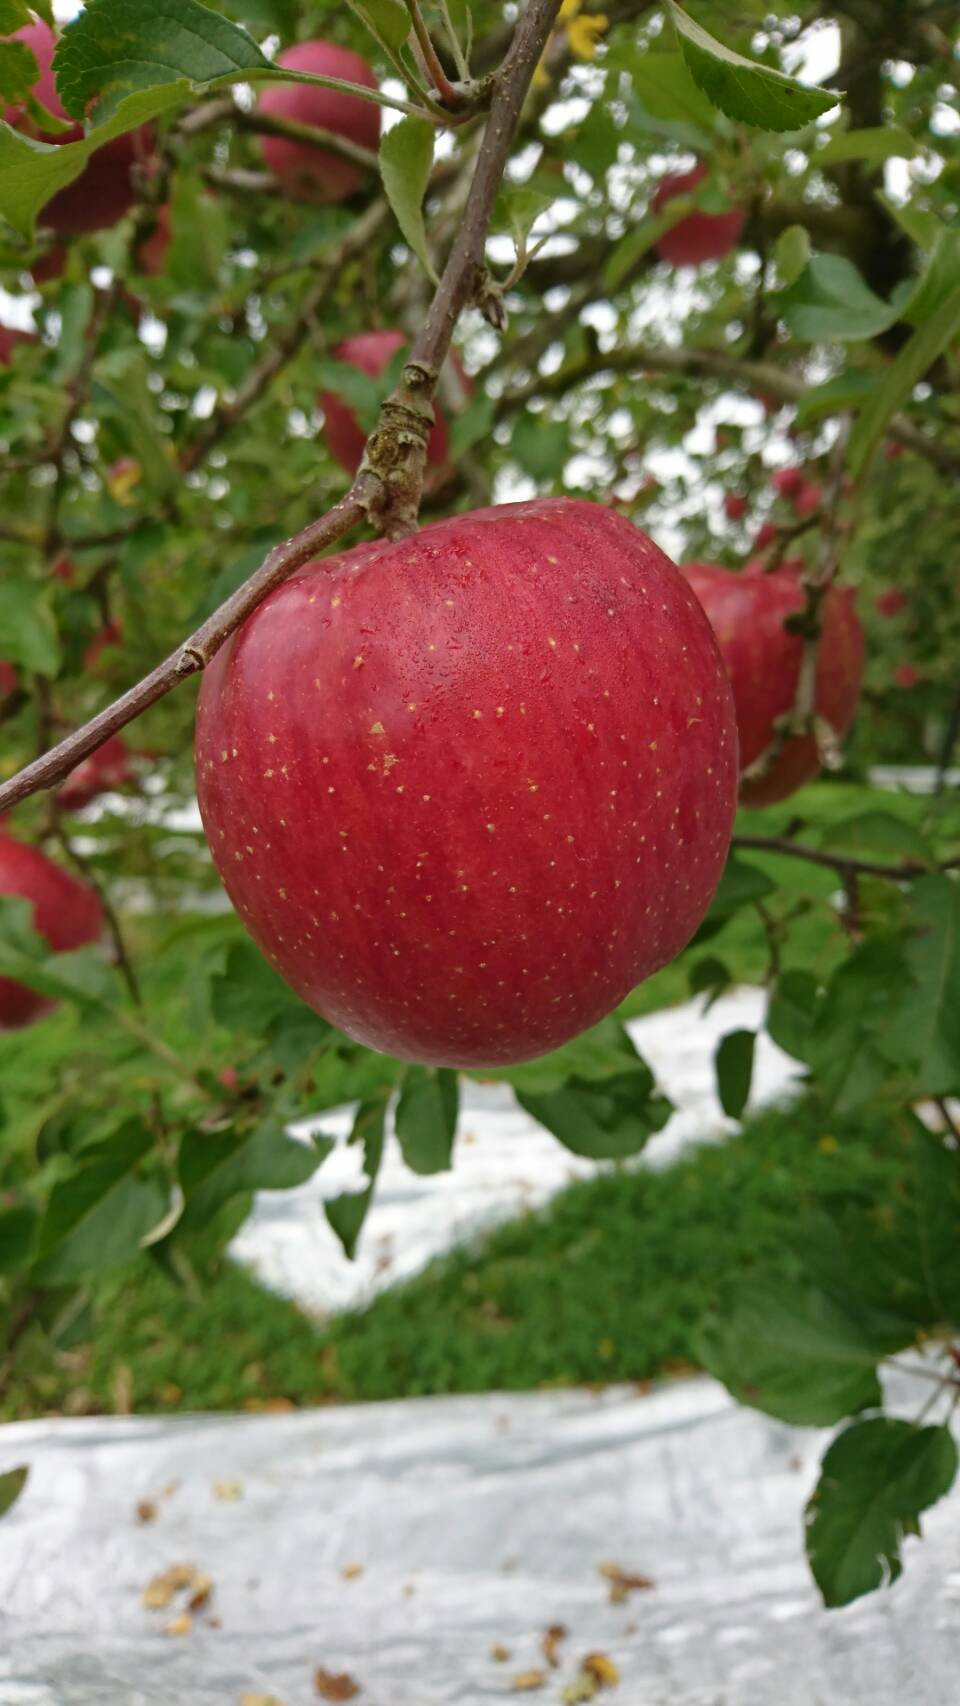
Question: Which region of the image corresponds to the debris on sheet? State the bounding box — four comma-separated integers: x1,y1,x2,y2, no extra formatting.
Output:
135,1499,157,1523
582,1652,620,1687
542,1623,568,1666
163,1612,192,1637
597,1560,655,1603
510,1672,547,1692
240,1695,286,1705
142,1563,198,1610
213,1479,244,1501
314,1667,361,1700
341,1563,364,1580
491,1643,511,1662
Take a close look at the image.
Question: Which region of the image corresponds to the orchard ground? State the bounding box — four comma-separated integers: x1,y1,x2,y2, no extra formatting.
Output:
2,777,951,1423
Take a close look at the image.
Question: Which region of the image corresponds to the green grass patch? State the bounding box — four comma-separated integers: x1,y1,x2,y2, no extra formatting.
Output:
0,1097,906,1419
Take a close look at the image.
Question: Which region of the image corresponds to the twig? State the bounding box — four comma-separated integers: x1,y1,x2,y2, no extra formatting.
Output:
731,834,960,882
233,106,380,173
404,0,464,107
0,0,564,815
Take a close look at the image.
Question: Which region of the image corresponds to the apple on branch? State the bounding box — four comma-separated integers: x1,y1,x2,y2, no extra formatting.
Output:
652,164,745,268
196,498,738,1067
681,560,864,805
0,833,103,1029
320,330,473,483
257,40,381,204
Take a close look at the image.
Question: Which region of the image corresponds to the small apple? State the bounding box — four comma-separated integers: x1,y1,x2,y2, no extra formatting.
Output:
771,467,805,500
58,735,135,810
0,660,18,698
31,244,67,284
257,40,380,203
681,560,864,806
0,832,103,1029
884,442,905,463
792,481,823,520
875,588,906,619
4,23,153,235
0,324,35,365
53,556,75,583
135,204,172,276
895,663,919,689
196,498,738,1067
753,521,778,551
320,329,472,479
724,494,748,523
652,164,745,267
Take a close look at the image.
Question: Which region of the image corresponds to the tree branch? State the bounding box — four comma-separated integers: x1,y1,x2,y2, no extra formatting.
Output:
0,0,563,816
732,834,960,882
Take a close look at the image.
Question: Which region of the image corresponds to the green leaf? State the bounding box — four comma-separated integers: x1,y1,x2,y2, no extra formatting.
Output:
448,392,495,459
395,1066,458,1175
895,876,960,1096
351,0,411,53
779,255,900,343
378,115,437,283
807,939,907,1113
0,580,61,676
818,811,933,867
692,855,774,944
667,2,840,132
699,1274,908,1426
0,897,114,1013
511,412,570,484
53,0,269,124
325,1093,388,1259
848,285,960,477
767,968,819,1064
492,183,553,246
33,1121,167,1283
315,356,387,432
0,1466,29,1521
806,1419,958,1607
574,103,619,181
0,0,33,28
0,38,37,107
517,1068,671,1162
0,1205,37,1275
484,1014,648,1095
687,954,731,1007
627,49,716,134
179,1122,330,1228
792,370,879,428
715,1028,755,1119
773,223,811,288
900,231,960,329
818,125,920,166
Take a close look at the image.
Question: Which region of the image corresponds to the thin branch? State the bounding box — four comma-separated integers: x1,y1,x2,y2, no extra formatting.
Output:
234,106,380,173
0,0,563,816
731,834,960,882
404,0,464,107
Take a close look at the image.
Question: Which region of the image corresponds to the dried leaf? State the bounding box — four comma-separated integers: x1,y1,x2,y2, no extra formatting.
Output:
542,1624,568,1666
511,1673,548,1693
583,1652,621,1687
562,1677,599,1706
142,1563,198,1610
314,1669,360,1701
597,1560,655,1603
188,1573,214,1612
163,1612,193,1636
341,1563,364,1581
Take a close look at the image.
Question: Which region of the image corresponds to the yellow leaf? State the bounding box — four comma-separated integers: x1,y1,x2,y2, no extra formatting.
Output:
511,1672,548,1692
567,12,608,59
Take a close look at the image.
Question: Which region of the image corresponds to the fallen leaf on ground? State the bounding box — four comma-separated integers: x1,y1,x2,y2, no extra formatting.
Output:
511,1672,548,1692
583,1652,620,1687
142,1564,199,1610
314,1668,360,1700
188,1573,214,1612
542,1624,568,1666
597,1560,655,1603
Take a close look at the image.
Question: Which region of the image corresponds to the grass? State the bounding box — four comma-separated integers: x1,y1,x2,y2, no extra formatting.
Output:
0,1097,905,1420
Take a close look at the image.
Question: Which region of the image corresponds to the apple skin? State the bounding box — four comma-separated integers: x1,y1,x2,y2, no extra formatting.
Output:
753,521,778,551
58,734,134,810
0,832,103,1029
792,481,823,519
771,466,805,500
257,41,380,204
4,23,152,235
723,494,748,522
320,329,472,477
652,165,745,267
195,498,739,1067
681,561,864,807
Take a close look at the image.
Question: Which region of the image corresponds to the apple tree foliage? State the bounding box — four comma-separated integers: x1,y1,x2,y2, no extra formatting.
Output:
1,0,960,1609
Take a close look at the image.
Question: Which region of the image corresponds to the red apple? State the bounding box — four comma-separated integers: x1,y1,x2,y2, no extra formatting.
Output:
724,494,748,523
771,467,805,500
681,560,864,806
0,661,18,698
58,734,134,810
135,203,172,276
0,832,103,1029
0,324,35,364
31,243,67,283
4,23,153,235
895,663,919,689
753,521,778,551
53,556,75,583
196,498,738,1067
792,481,823,519
257,40,380,204
884,441,905,463
652,165,745,267
875,588,906,619
320,329,472,478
